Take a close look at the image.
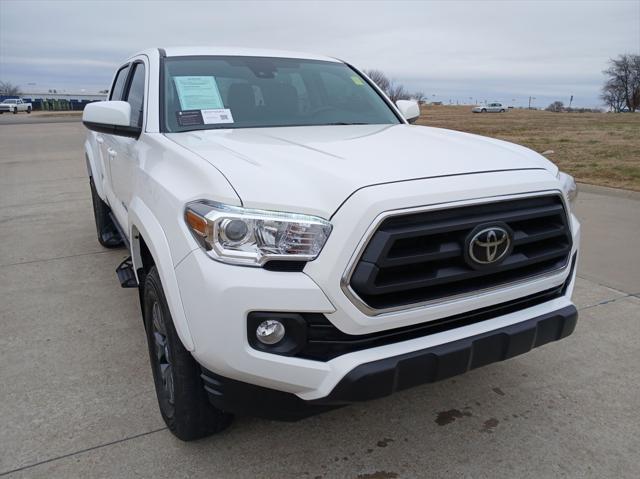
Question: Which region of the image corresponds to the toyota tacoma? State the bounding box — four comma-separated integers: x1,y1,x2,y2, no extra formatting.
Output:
82,47,580,441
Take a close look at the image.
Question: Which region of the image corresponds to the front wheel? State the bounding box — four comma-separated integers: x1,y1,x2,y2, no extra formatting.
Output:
481,108,487,113
143,266,233,441
13,108,17,114
27,107,31,114
500,109,505,113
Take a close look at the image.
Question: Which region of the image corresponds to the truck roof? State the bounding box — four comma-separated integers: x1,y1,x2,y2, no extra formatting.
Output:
128,46,341,63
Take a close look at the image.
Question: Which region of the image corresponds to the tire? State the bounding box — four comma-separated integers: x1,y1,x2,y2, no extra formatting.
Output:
143,266,233,440
500,109,505,113
27,107,31,114
89,177,123,248
481,108,486,113
13,108,17,114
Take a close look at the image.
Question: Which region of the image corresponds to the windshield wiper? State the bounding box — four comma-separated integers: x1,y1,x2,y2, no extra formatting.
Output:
322,122,371,126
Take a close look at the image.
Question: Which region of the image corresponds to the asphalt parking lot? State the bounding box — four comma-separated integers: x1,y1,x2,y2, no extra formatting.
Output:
1,118,639,479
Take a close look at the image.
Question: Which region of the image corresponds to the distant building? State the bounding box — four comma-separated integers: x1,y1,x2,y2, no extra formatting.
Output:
7,91,108,111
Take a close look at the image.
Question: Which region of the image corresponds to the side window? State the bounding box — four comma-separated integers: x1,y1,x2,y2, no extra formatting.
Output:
109,65,131,101
125,63,146,128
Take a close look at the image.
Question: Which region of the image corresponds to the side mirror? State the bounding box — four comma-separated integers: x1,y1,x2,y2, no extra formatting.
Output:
83,101,140,138
396,100,420,124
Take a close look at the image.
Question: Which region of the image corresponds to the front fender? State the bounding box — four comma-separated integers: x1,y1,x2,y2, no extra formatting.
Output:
128,197,195,351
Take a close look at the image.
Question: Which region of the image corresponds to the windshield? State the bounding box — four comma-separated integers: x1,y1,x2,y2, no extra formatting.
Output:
162,56,400,132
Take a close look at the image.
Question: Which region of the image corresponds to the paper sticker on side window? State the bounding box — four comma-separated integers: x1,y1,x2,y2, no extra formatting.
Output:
174,76,224,110
202,109,234,124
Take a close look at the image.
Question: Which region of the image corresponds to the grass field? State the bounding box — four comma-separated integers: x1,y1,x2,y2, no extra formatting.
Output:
417,106,640,191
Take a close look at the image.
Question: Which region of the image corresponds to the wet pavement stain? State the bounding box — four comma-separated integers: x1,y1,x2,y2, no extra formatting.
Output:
376,437,395,447
435,408,472,426
357,472,399,479
481,417,500,433
492,387,506,396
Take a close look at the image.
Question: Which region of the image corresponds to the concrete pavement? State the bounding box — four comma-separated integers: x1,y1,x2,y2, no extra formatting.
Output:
1,121,638,478
0,111,82,126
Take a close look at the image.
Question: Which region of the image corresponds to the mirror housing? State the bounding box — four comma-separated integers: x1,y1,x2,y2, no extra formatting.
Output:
82,101,140,138
396,100,420,123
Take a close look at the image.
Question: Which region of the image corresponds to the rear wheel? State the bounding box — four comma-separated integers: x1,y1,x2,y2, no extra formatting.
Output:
143,266,233,440
481,108,487,113
500,109,505,113
89,177,123,248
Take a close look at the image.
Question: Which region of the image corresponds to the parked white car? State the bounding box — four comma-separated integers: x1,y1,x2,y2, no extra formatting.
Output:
0,98,32,114
83,47,580,441
473,102,507,113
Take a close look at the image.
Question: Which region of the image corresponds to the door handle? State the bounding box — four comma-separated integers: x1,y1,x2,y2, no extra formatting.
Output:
96,135,104,144
107,147,117,157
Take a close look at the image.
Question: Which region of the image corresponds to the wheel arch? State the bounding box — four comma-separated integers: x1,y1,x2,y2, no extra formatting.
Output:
129,198,195,351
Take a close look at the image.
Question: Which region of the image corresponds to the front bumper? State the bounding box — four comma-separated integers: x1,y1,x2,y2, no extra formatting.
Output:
201,304,577,420
174,170,580,402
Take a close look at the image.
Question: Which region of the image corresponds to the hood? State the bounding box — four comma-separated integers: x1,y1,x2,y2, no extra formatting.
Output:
166,124,556,218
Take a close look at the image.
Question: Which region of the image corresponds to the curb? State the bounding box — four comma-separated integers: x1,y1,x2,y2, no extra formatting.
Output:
577,183,640,200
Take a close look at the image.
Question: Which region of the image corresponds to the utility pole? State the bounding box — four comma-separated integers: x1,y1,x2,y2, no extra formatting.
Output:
569,95,573,109
528,96,536,109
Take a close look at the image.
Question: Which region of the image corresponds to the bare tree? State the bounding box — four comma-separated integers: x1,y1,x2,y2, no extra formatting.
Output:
0,81,22,96
362,69,391,94
601,79,627,112
387,83,412,102
362,68,423,103
602,54,640,112
546,101,564,112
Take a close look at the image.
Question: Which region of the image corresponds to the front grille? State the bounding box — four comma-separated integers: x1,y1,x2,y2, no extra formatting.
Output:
349,195,572,310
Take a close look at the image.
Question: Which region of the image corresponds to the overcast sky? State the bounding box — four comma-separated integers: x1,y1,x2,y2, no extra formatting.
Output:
1,0,639,107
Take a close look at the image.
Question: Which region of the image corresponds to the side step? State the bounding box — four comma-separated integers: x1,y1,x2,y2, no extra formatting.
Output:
116,256,138,288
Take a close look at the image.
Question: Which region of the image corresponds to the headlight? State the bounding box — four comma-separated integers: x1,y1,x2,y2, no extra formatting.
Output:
184,201,332,267
557,171,578,204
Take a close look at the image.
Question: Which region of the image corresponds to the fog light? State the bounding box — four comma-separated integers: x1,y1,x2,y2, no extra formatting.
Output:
256,319,286,345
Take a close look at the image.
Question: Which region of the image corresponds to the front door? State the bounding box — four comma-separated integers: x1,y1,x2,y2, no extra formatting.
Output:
106,61,147,234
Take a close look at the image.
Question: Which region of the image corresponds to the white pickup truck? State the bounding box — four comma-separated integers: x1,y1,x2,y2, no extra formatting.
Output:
83,47,580,441
0,98,32,114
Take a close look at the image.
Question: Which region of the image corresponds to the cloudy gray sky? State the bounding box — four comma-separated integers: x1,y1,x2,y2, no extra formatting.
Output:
1,0,639,107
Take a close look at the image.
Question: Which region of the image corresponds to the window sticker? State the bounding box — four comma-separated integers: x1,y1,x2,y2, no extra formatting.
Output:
176,110,204,126
174,76,224,110
201,108,234,124
351,75,365,86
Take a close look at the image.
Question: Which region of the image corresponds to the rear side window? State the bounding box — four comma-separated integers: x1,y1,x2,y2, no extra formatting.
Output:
109,65,131,101
125,63,146,128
